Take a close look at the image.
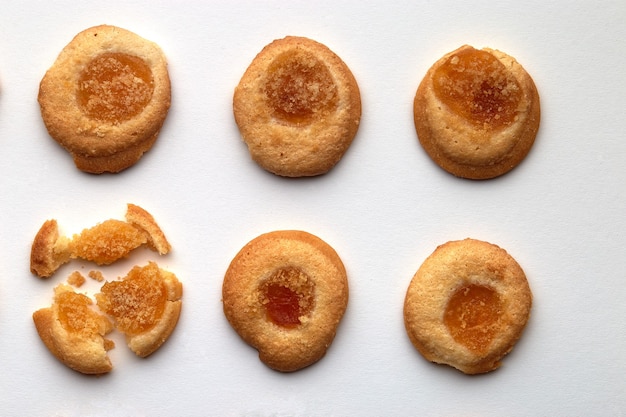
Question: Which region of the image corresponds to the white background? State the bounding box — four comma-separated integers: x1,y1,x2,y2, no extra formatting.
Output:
0,1,624,416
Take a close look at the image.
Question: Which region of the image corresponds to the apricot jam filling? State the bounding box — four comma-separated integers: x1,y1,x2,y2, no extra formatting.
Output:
70,219,147,265
96,264,167,335
57,291,103,335
444,284,503,353
264,50,338,124
259,267,315,328
433,47,522,129
78,52,154,123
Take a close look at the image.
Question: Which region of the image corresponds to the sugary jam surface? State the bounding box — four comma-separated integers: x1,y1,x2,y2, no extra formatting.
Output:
78,52,154,123
264,50,338,124
444,284,503,353
259,267,315,328
96,263,166,335
433,47,522,129
71,219,147,265
57,290,104,335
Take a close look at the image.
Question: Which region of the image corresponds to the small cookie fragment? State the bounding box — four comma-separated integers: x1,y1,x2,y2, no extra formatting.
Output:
222,230,349,372
403,238,532,374
38,25,171,173
30,219,71,278
33,284,114,375
67,271,86,287
234,36,361,177
30,204,170,278
88,270,105,282
96,262,183,357
413,45,540,179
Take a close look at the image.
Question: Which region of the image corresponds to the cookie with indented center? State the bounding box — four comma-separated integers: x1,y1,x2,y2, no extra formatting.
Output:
222,230,349,371
234,36,361,177
414,45,540,179
403,238,532,374
38,25,171,173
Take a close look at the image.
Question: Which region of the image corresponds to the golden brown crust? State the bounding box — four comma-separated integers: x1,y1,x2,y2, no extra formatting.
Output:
33,284,114,375
233,36,361,177
403,238,532,374
38,25,171,173
30,204,170,278
30,219,71,278
414,45,540,179
96,262,183,357
222,230,349,372
125,203,171,254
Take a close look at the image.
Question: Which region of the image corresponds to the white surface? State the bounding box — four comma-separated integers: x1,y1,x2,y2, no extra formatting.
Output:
1,1,625,416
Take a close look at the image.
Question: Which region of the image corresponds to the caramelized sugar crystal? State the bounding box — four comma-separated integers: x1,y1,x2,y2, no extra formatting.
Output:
259,267,315,328
444,284,503,353
433,47,522,129
96,263,167,335
78,52,154,123
57,290,105,335
70,219,147,265
264,50,338,123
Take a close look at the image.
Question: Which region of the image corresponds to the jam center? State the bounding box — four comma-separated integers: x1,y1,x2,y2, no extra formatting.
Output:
444,284,503,353
96,264,166,335
433,47,522,129
264,50,338,123
58,291,102,335
259,267,315,328
78,52,154,123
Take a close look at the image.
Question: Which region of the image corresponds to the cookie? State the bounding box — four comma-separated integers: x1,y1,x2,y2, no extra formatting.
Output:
413,45,540,179
30,203,170,278
222,230,349,372
233,36,361,177
403,238,532,374
38,25,171,173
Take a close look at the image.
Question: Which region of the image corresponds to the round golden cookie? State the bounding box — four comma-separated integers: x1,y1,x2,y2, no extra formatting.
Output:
413,45,540,179
233,36,361,177
38,25,171,173
403,238,532,374
222,230,349,372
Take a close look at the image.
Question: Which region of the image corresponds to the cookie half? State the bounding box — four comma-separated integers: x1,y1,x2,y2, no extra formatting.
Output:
414,45,540,179
222,230,349,371
403,238,532,374
233,36,361,177
38,25,171,173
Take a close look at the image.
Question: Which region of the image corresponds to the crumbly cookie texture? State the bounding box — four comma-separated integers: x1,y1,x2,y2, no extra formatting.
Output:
223,230,349,372
414,45,540,179
33,284,115,375
404,238,532,374
34,263,182,374
234,36,361,177
30,203,170,278
96,262,183,358
38,25,171,173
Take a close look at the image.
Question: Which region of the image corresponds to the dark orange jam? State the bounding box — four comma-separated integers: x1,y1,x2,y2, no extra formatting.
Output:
259,267,315,328
433,47,522,129
444,284,503,353
264,50,338,123
78,52,154,123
